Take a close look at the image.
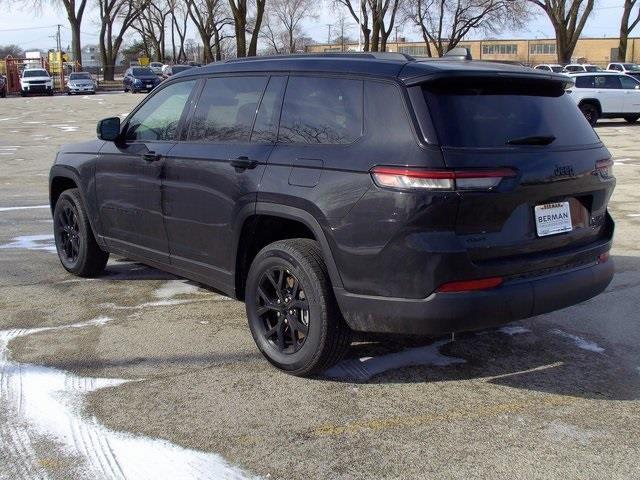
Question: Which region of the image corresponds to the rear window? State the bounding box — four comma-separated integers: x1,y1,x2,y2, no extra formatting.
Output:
70,73,91,80
422,78,600,148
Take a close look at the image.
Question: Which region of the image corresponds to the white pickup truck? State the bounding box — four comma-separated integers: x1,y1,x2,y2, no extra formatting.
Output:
566,71,640,125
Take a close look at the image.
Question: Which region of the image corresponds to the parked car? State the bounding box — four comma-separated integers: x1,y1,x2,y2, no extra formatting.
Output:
66,72,96,95
564,64,602,73
20,68,54,96
49,53,615,376
0,74,6,98
123,67,161,93
534,64,565,73
566,71,640,125
161,64,194,79
148,62,164,75
607,62,640,80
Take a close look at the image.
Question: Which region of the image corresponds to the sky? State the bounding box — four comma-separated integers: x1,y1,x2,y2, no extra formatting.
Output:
0,0,630,52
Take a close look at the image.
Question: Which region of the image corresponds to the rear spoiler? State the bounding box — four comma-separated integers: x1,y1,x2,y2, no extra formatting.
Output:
402,70,575,89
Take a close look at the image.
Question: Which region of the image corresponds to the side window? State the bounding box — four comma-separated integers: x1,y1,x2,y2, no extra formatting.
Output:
575,76,594,88
188,76,268,143
125,80,196,141
603,75,622,89
251,76,287,143
279,76,363,145
620,75,639,89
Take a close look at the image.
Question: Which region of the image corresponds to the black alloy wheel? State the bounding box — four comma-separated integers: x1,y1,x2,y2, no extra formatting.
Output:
245,239,351,376
256,266,310,355
53,188,109,277
56,203,81,264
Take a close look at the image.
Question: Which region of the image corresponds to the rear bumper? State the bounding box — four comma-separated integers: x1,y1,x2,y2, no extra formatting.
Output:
334,257,614,335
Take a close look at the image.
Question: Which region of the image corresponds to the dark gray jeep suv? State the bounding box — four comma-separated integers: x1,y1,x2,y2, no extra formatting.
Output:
49,53,615,376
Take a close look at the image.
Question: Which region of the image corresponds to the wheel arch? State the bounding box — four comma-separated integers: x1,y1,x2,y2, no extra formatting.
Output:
578,98,602,115
233,203,344,301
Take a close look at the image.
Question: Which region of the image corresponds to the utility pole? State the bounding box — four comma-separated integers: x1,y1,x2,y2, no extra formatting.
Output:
326,24,332,45
56,24,62,53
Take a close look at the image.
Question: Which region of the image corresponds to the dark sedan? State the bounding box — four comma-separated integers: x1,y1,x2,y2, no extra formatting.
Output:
123,67,161,93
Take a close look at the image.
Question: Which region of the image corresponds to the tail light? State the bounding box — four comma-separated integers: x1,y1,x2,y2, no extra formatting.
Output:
595,158,613,177
436,276,504,293
370,166,516,191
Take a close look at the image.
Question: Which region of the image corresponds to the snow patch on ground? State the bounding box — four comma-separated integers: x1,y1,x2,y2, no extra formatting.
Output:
0,234,56,253
498,325,532,336
0,204,49,212
324,339,465,381
154,279,205,299
551,329,605,353
0,318,253,480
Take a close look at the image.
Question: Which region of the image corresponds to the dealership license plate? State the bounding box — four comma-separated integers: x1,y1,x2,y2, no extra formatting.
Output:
534,202,572,237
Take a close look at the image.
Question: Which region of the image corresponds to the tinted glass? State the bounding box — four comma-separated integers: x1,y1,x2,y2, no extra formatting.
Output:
575,75,595,88
566,66,582,72
585,66,601,72
422,78,600,148
594,75,621,89
24,70,48,78
551,66,564,73
536,66,550,71
623,63,640,71
125,80,196,141
251,76,287,143
132,68,154,76
279,76,363,144
620,75,640,89
188,76,267,143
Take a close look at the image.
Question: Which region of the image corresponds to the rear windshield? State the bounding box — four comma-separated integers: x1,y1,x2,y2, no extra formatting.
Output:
585,66,601,72
422,78,600,148
551,66,564,73
132,68,154,76
623,63,640,71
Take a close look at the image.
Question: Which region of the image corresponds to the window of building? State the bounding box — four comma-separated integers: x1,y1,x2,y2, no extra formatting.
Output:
188,76,268,143
399,45,429,56
279,76,363,145
482,44,518,55
530,43,556,55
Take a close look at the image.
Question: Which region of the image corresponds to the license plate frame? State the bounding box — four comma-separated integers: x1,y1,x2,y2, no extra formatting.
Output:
534,202,573,237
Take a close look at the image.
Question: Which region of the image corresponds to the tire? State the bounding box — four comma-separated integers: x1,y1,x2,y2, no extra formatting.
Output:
123,87,128,92
53,188,109,277
580,103,599,126
20,91,27,97
624,116,639,124
245,239,351,376
0,88,5,98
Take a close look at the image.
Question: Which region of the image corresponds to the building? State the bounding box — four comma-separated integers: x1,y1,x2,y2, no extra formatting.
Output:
306,37,640,66
80,45,125,69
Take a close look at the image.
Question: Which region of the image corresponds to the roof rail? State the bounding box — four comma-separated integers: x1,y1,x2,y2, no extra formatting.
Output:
224,52,415,63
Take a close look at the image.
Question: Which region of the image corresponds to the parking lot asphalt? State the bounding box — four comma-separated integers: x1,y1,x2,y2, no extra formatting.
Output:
0,93,639,480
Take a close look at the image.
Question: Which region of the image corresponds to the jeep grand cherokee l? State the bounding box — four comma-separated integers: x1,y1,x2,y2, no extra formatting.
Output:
49,53,615,376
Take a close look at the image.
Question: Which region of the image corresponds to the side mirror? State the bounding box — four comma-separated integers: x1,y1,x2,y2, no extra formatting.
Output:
97,117,121,142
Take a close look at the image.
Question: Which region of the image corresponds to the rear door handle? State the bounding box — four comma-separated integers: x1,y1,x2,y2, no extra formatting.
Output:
142,152,161,162
230,156,258,170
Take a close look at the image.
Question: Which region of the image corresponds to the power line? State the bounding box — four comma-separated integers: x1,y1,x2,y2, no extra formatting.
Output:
0,25,60,33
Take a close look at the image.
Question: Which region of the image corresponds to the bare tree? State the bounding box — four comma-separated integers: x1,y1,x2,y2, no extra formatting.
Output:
261,0,316,54
334,0,401,51
334,0,371,50
168,0,190,63
619,0,640,61
229,0,267,57
133,1,171,62
526,0,595,64
403,0,527,57
2,0,88,66
187,0,233,62
98,0,149,80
